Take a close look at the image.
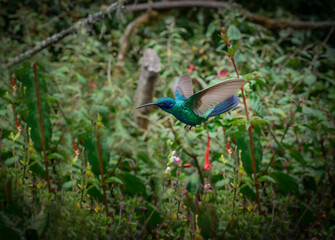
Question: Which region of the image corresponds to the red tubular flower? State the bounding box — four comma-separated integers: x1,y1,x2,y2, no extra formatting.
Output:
10,79,17,91
15,120,20,128
203,129,212,171
15,120,21,132
226,141,232,157
73,143,79,156
10,79,16,87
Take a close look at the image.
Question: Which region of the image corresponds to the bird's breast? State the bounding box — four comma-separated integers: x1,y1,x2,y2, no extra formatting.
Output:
170,103,206,126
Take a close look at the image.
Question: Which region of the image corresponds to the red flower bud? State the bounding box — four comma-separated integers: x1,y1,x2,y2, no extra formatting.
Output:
182,163,193,168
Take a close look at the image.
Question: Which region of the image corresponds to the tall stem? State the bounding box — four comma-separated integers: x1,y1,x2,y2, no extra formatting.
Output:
33,63,51,193
96,129,109,216
230,54,262,215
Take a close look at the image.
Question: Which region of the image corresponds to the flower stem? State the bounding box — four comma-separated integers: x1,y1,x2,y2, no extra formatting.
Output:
33,63,51,193
96,129,109,216
225,44,262,215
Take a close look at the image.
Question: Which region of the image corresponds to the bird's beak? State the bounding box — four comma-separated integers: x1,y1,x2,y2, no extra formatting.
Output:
136,103,157,109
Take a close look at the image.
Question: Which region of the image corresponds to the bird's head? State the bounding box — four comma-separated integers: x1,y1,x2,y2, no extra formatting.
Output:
136,97,176,111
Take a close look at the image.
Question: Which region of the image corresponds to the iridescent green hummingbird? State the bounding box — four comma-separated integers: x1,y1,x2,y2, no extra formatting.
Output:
136,75,246,130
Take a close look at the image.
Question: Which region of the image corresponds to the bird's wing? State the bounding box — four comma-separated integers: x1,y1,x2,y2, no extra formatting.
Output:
175,74,194,100
185,78,246,117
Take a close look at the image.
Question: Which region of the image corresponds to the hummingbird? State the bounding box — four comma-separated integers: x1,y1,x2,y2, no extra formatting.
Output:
136,75,246,130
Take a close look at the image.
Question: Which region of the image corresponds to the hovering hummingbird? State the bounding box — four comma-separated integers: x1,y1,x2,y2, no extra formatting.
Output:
136,75,246,130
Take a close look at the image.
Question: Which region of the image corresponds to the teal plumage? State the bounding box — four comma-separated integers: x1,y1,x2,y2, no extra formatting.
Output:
136,74,245,129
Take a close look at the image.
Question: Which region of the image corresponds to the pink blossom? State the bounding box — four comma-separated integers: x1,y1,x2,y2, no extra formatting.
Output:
219,70,228,78
188,65,195,72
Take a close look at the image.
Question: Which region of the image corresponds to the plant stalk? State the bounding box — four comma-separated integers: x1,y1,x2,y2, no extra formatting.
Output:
33,63,51,193
96,129,109,216
228,45,262,215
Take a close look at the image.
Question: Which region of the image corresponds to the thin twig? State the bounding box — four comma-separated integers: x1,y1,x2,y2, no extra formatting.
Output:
280,99,302,143
263,99,302,173
137,205,158,237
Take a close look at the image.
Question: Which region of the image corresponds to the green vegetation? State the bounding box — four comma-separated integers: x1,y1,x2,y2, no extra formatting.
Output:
1,1,334,239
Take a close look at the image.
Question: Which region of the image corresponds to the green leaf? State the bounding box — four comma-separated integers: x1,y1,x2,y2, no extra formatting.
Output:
271,171,299,195
47,152,64,161
289,149,306,165
250,93,263,117
258,175,276,183
29,160,46,178
105,176,123,184
75,73,86,84
0,212,21,240
30,210,48,237
87,184,103,201
186,172,201,194
62,180,76,190
237,132,262,176
227,25,241,40
137,151,150,164
144,205,162,227
305,75,316,85
240,183,256,201
119,173,146,197
273,55,287,65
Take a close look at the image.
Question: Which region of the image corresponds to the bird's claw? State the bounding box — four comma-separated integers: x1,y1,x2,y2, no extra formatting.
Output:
184,125,194,131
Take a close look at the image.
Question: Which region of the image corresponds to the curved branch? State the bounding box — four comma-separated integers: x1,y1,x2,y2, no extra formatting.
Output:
124,0,230,12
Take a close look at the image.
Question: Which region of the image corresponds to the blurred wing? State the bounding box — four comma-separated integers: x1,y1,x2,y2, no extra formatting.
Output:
185,78,246,117
206,94,239,119
175,74,194,100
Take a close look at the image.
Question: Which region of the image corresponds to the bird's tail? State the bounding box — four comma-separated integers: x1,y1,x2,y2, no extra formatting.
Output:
206,94,239,119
